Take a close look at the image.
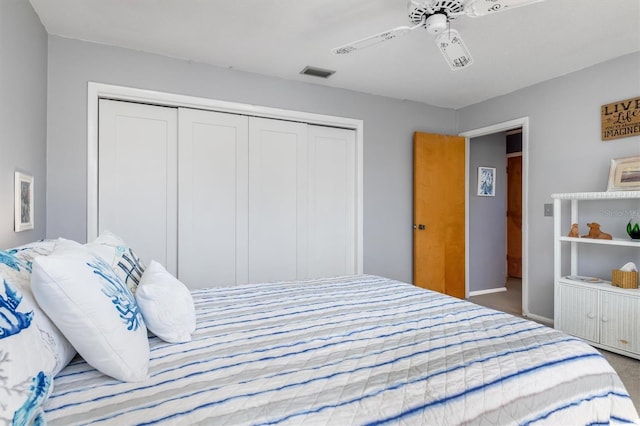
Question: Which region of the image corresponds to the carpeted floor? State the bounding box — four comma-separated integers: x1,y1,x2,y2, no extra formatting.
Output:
468,278,640,413
467,277,522,317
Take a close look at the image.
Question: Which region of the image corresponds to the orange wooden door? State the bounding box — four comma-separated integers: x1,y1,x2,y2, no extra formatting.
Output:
413,132,466,299
506,155,522,278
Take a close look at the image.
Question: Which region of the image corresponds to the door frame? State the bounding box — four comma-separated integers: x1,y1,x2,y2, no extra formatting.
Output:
459,117,530,317
86,82,364,274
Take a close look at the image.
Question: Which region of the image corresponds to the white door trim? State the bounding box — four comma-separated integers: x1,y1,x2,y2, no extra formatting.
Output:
87,82,364,274
459,117,530,316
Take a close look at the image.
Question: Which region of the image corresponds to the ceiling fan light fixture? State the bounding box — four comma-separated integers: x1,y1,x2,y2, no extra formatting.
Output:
435,29,473,70
425,13,448,34
333,0,543,71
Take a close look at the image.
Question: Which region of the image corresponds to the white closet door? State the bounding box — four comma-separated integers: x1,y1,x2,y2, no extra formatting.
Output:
248,117,307,283
98,99,178,273
178,108,249,288
307,125,357,278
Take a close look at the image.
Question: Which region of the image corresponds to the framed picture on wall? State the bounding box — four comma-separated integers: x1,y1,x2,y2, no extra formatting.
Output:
15,171,34,232
606,156,640,191
477,166,496,197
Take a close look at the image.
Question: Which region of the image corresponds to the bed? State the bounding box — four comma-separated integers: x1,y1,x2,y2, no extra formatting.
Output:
44,275,638,425
2,239,638,425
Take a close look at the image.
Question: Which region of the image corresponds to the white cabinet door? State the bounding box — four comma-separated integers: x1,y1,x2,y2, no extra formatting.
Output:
98,99,178,273
98,102,359,287
307,125,356,278
248,117,307,283
178,108,249,288
600,292,640,354
557,283,599,342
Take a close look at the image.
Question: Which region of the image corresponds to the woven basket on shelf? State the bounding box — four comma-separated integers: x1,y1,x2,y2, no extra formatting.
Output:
611,269,639,289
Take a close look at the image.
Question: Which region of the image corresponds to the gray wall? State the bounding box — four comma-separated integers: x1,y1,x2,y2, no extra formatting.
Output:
458,52,640,320
0,0,48,248
468,133,507,293
45,36,457,284
36,29,640,320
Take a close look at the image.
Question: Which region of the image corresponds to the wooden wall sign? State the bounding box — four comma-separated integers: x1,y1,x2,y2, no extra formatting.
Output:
601,96,640,141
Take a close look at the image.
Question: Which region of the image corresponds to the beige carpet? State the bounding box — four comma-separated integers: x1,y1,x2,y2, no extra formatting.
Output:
468,278,640,413
467,277,522,316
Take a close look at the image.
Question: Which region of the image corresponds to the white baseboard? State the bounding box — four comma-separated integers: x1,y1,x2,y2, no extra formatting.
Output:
469,287,507,297
523,312,554,327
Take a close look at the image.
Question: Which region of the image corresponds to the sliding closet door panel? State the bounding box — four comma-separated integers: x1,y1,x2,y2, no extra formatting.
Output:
248,117,307,283
98,99,178,273
178,108,249,288
307,126,357,278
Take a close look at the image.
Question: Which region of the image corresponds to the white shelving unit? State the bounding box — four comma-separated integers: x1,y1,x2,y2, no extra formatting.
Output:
552,191,640,359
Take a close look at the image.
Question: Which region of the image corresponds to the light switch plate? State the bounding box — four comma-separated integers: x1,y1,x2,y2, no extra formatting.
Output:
544,203,553,217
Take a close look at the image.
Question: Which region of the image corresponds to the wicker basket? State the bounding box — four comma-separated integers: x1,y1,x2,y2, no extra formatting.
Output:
611,269,639,289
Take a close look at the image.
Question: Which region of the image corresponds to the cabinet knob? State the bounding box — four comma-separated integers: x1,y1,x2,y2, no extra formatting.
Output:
587,312,595,319
601,316,609,323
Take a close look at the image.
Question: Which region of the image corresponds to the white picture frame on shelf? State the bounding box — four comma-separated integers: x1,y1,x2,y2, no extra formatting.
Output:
606,156,640,191
15,171,34,232
477,166,495,197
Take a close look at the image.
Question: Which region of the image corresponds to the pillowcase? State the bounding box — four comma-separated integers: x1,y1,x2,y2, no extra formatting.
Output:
86,230,146,293
31,239,149,382
135,261,196,343
7,239,57,269
4,241,76,374
0,246,73,425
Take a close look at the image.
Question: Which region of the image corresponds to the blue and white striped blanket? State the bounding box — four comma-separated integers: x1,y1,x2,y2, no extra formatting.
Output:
45,275,639,425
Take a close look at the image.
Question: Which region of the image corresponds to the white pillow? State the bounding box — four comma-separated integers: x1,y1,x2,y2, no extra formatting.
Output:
31,239,150,382
0,248,65,425
86,230,146,293
135,261,196,343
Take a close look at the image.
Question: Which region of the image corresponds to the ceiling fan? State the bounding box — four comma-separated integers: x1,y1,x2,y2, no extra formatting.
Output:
332,0,543,71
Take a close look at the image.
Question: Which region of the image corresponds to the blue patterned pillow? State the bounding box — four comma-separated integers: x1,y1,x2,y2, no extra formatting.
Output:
4,240,75,372
31,239,149,382
87,231,146,293
0,246,72,425
6,239,57,270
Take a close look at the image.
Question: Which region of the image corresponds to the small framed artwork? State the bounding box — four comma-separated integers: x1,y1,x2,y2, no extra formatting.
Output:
606,156,640,191
14,171,34,232
477,166,496,197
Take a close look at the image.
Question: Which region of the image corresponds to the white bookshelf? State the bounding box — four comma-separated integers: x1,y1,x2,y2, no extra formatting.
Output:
551,191,640,359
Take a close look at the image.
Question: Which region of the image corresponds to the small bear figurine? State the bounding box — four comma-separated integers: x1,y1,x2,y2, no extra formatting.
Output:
567,223,580,237
581,222,613,240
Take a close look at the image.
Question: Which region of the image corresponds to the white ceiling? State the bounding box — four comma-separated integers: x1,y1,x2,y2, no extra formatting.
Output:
29,0,640,109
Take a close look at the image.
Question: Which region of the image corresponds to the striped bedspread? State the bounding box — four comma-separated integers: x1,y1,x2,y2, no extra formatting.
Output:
45,275,639,425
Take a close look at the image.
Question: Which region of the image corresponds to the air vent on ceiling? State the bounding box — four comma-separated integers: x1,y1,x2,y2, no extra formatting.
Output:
300,66,336,79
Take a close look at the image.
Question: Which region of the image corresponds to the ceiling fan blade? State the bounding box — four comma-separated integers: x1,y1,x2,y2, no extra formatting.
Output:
435,29,473,70
466,0,543,17
332,23,422,55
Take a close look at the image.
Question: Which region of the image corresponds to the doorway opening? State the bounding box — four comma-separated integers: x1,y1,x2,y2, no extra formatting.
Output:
468,129,523,315
459,118,529,317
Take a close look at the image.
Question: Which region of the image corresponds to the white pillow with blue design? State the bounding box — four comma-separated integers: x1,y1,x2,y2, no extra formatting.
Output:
135,260,196,344
31,239,149,382
2,239,75,373
0,244,75,425
86,230,146,293
7,239,57,269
